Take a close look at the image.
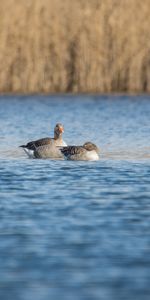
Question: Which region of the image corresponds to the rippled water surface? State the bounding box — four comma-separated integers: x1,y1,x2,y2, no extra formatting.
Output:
0,95,150,300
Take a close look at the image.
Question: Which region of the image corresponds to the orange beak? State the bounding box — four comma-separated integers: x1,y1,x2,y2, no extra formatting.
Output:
59,126,64,133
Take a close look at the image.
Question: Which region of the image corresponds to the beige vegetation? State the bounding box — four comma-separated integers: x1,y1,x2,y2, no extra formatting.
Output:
0,0,150,93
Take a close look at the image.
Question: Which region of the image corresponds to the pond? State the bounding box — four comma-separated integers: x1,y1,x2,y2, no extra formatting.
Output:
0,95,150,300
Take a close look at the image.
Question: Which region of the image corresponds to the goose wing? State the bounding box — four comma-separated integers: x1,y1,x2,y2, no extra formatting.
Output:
21,137,53,150
60,146,84,157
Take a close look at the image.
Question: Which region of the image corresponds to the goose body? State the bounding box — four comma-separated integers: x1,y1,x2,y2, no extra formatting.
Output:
60,142,99,161
20,123,67,159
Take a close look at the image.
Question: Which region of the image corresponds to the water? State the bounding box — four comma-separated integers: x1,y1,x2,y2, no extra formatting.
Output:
0,95,150,300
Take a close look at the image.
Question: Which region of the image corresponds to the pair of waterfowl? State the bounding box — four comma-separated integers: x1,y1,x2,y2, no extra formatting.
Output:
20,123,99,161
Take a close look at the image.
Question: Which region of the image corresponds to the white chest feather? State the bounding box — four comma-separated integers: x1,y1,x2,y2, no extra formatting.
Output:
61,140,67,146
86,150,99,161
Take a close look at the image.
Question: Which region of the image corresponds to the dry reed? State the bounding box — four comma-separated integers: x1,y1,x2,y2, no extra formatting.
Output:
0,0,150,93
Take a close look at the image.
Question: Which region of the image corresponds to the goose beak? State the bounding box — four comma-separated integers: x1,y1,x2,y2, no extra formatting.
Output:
59,126,64,133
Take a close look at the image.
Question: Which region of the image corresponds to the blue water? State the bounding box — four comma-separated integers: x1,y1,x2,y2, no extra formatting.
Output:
0,95,150,300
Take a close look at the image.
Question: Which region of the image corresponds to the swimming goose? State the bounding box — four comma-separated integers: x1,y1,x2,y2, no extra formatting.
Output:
20,123,67,158
60,142,99,161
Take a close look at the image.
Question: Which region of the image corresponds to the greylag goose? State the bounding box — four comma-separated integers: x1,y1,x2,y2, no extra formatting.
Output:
60,142,99,161
20,123,67,158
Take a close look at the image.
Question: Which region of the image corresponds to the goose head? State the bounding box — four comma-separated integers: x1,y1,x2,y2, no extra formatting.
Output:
83,142,99,153
54,123,64,139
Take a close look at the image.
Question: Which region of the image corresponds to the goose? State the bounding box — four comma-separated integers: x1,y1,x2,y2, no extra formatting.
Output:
60,142,99,161
20,123,67,158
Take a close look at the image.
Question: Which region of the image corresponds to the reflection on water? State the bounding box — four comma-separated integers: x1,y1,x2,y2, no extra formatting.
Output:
0,95,150,300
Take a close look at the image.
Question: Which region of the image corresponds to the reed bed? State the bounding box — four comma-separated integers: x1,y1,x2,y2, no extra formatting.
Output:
0,0,150,93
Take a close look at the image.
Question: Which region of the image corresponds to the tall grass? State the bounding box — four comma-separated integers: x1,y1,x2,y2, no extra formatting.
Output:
0,0,150,93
